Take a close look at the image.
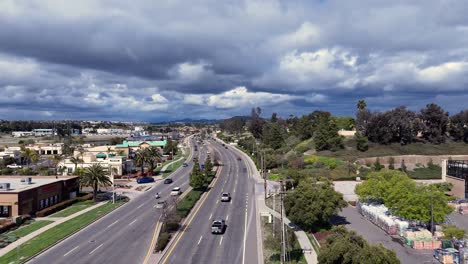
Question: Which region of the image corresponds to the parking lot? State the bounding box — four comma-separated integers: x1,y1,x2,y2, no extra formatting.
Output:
338,206,436,264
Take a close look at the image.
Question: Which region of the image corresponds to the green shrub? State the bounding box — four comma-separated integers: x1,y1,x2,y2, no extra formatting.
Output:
154,232,171,252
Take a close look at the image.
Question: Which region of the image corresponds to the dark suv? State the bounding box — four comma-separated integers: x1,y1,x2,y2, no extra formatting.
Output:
164,178,173,184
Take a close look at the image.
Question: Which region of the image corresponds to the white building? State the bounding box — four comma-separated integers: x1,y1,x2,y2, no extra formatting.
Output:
33,129,57,137
26,143,64,155
0,147,21,160
11,131,35,138
59,153,133,176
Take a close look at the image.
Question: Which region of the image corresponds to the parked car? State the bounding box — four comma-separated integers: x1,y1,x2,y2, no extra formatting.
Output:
136,177,155,184
221,193,231,202
155,200,167,209
182,163,188,167
170,187,182,196
211,219,226,234
6,164,22,169
164,178,173,184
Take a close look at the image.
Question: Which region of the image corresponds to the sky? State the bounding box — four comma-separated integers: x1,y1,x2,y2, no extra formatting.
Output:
1,0,468,121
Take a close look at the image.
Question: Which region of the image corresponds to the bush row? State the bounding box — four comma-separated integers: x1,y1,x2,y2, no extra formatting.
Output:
155,232,172,252
36,193,93,217
0,215,32,234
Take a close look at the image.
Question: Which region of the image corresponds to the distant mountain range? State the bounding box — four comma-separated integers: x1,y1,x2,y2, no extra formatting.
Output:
152,118,221,124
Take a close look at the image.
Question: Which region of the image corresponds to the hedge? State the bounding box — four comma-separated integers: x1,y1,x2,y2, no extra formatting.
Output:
36,193,93,217
0,215,32,234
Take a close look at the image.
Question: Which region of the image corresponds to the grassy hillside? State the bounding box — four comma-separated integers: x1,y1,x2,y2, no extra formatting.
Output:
316,139,468,160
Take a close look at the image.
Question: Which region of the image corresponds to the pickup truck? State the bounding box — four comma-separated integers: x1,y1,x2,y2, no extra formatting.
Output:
6,164,22,169
211,219,226,234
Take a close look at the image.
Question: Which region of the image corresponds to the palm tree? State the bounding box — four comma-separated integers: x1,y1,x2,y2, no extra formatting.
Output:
21,148,36,166
145,147,163,173
81,164,112,202
357,99,367,111
134,150,147,175
70,157,84,173
48,154,63,175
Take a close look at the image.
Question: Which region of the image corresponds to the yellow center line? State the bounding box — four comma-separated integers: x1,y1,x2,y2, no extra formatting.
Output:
160,161,223,264
143,218,161,264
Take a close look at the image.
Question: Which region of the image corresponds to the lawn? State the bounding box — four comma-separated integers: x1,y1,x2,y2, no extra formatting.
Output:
6,221,54,239
162,158,185,178
49,200,95,217
0,201,125,264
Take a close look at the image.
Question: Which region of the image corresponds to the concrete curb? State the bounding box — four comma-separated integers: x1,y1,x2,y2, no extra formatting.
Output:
23,200,126,263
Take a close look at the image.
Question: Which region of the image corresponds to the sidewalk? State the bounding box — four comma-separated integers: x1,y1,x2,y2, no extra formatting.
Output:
0,202,107,257
226,140,318,264
257,195,318,264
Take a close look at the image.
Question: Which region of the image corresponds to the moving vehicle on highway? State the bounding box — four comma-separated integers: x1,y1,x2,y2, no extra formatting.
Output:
164,178,173,184
136,177,155,184
211,219,226,234
170,187,182,196
6,164,22,169
221,193,231,202
237,157,242,161
182,163,188,167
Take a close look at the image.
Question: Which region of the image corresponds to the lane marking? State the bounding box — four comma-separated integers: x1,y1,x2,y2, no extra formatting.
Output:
226,214,229,221
106,220,119,229
137,204,144,209
209,213,213,220
143,220,161,264
129,219,137,225
160,164,224,264
219,236,224,245
242,201,248,264
198,236,203,245
63,246,79,257
89,243,103,255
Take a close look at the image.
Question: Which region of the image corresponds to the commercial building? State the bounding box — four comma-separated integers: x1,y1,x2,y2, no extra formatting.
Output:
11,131,35,138
59,151,133,176
27,143,64,156
32,129,57,137
115,140,166,157
443,159,468,199
0,176,79,217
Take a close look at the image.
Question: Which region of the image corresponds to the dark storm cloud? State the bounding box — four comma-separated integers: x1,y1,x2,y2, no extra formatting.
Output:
0,0,468,121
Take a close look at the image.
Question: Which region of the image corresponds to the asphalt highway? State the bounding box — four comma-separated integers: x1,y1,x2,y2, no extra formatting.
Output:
160,139,259,264
28,136,206,264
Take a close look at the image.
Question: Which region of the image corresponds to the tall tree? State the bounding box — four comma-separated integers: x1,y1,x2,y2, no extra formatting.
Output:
314,116,344,151
356,99,371,135
189,162,206,190
284,178,347,231
449,110,468,143
144,146,163,173
271,112,278,123
81,164,112,202
262,122,285,150
249,107,264,139
355,132,369,152
420,103,449,144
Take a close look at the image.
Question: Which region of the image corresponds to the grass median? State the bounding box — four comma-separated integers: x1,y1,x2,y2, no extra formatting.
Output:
0,200,126,264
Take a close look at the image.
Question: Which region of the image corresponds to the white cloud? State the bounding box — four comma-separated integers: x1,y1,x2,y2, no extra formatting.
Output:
270,22,321,51
174,62,210,81
151,93,168,104
183,94,206,105
206,86,297,109
417,62,468,83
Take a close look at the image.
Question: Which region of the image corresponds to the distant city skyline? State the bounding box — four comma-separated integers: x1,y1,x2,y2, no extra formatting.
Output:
1,1,468,121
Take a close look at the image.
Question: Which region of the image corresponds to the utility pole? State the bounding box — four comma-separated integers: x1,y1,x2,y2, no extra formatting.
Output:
279,180,286,264
430,189,434,236
273,194,276,238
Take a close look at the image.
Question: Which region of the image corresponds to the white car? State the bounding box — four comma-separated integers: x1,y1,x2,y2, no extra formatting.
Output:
6,164,22,169
170,187,182,196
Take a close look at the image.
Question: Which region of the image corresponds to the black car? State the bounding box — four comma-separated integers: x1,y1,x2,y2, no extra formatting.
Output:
164,178,173,184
